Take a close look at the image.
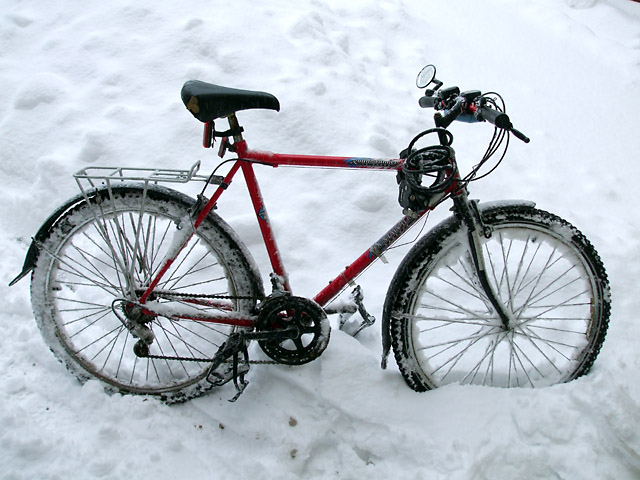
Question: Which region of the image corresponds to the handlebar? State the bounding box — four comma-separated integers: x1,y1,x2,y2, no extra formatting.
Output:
418,96,437,108
419,90,530,143
435,97,465,130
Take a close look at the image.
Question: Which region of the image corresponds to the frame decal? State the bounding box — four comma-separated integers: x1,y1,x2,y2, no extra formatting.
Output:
344,157,401,169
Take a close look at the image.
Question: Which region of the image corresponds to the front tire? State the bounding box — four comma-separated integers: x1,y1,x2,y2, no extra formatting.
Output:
385,205,610,390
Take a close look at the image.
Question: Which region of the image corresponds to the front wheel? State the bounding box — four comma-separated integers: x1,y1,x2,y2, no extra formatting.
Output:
385,205,610,390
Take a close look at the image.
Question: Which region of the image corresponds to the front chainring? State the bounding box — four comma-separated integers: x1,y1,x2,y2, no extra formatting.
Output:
256,296,330,365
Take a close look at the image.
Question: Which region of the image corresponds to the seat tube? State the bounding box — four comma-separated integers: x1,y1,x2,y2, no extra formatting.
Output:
241,161,292,293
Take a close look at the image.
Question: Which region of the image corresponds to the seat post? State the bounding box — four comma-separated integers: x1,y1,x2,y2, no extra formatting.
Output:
226,113,245,143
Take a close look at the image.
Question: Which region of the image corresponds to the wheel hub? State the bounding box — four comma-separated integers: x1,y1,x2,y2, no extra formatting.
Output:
121,301,156,349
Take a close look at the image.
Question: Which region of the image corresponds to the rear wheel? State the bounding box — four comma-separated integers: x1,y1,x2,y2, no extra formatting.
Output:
385,205,610,390
30,185,262,402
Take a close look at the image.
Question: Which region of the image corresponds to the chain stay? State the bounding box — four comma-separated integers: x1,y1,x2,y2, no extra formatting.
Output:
140,289,261,301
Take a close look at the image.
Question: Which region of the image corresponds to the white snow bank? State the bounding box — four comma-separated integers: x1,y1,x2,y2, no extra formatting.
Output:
1,0,640,478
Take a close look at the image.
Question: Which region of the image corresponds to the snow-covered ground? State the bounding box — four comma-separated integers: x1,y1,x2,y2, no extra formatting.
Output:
2,0,640,478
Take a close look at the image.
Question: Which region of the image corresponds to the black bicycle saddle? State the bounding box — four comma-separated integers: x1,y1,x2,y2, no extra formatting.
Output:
181,80,280,122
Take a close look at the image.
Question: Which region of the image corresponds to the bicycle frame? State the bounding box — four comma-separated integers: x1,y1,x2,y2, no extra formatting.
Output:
138,114,453,326
12,72,611,400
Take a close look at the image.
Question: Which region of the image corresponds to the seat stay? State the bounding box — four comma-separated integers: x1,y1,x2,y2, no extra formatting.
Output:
139,155,293,306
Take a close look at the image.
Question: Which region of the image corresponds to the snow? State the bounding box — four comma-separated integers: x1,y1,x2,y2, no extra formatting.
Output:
1,0,640,478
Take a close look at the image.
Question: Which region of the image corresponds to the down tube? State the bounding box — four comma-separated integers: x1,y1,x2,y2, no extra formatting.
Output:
313,213,424,306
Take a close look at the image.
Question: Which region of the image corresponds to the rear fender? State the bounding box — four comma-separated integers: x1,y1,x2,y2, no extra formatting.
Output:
9,183,265,301
9,190,88,286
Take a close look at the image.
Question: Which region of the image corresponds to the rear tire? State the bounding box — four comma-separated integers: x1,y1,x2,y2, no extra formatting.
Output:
385,205,610,390
30,185,262,402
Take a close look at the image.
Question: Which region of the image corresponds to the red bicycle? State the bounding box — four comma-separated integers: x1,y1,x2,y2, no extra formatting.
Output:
11,65,611,402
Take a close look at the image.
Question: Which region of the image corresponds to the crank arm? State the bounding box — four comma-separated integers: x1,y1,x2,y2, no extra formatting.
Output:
245,326,299,342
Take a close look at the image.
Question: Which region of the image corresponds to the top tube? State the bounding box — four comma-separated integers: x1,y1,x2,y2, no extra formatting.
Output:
234,140,403,170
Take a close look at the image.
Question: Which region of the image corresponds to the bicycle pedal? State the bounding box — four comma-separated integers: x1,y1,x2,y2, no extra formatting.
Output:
340,316,375,337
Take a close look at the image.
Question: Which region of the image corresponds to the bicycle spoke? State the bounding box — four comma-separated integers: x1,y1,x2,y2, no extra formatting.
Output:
66,309,114,338
407,313,494,332
430,328,499,382
59,305,112,327
523,323,586,335
469,332,505,386
511,247,563,316
154,324,195,377
419,287,492,321
154,320,211,362
440,264,488,303
515,324,578,356
73,323,125,355
496,233,516,308
160,238,203,289
170,320,227,350
113,329,130,379
88,325,125,367
509,336,536,387
147,220,174,280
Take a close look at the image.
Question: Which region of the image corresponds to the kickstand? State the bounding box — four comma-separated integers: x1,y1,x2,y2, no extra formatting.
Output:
206,332,251,401
228,338,250,403
339,286,376,337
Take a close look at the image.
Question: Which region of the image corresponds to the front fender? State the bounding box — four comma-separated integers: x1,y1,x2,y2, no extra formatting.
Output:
9,183,265,301
475,199,536,213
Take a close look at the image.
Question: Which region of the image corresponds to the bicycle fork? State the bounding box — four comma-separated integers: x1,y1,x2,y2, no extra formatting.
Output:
453,191,515,330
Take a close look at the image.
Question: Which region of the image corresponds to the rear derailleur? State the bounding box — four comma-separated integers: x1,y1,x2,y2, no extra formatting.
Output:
112,300,157,357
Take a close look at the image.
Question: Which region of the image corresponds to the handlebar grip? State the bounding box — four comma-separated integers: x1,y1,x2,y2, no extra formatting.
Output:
477,107,512,129
478,106,530,143
419,95,437,108
511,128,531,143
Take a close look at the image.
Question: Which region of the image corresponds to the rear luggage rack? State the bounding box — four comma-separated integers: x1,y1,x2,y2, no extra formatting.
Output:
74,161,210,188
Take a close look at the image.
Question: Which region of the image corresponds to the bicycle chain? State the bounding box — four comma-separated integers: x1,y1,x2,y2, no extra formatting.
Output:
146,291,261,301
143,353,277,365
